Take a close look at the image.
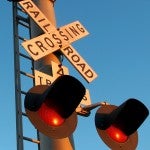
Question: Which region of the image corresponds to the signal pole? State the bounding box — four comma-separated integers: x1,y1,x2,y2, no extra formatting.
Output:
30,0,75,150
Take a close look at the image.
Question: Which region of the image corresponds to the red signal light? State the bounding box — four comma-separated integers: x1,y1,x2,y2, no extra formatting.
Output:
106,125,128,143
24,75,86,138
38,99,65,126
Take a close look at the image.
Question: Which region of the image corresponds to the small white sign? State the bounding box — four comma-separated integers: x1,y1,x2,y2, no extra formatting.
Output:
34,70,56,86
34,61,69,85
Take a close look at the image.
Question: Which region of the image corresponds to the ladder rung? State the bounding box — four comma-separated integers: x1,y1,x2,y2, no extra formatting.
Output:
21,90,27,95
18,21,30,28
22,112,27,117
17,6,27,15
19,53,33,60
23,136,40,144
20,71,35,79
17,15,29,24
17,6,23,12
18,36,26,41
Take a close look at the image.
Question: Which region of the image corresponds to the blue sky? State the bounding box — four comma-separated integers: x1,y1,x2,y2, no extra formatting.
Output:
1,0,150,150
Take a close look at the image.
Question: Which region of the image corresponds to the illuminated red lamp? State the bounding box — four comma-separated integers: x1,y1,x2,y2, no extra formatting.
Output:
24,75,85,139
38,99,65,127
95,99,149,150
106,125,128,143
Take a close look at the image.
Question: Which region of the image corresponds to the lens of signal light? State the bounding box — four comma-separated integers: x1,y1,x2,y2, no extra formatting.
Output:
38,99,65,126
106,125,128,143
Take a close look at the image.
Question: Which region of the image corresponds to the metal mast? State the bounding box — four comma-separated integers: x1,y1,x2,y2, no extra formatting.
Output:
30,0,75,149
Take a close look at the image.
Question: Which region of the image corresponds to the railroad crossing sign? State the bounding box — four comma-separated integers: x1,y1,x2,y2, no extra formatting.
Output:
22,21,89,60
19,0,98,83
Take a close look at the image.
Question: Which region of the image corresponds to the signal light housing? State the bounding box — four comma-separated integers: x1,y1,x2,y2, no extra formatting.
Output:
95,99,149,150
25,75,85,139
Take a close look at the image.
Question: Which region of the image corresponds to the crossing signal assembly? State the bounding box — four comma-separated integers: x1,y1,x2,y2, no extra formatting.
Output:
95,98,149,150
24,75,85,139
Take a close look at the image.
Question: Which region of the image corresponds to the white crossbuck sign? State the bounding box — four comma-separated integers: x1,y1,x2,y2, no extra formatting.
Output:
19,0,98,83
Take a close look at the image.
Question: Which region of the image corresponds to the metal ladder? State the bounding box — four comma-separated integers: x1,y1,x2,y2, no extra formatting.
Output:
12,2,40,150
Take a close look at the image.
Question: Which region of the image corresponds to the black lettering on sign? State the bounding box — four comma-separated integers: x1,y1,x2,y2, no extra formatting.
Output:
22,1,33,9
28,10,51,33
27,44,38,55
52,34,62,45
37,75,43,85
44,37,55,48
76,23,85,33
30,11,39,18
77,63,86,71
46,79,51,86
65,28,73,38
69,26,80,36
37,75,52,86
61,46,96,82
59,30,69,41
38,18,45,23
20,0,54,34
57,68,64,76
43,24,51,33
35,41,48,52
71,54,80,63
61,22,86,42
63,46,73,55
85,69,93,78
